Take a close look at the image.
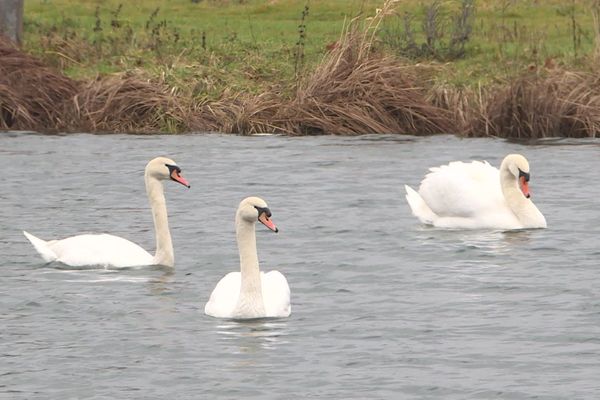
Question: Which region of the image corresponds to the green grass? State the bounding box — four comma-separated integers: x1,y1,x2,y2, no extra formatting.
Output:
22,0,600,96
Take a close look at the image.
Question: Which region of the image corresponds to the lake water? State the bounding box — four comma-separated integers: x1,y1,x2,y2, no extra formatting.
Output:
1,133,599,399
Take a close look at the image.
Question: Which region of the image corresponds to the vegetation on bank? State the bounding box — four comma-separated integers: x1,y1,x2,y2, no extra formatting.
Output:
1,0,600,137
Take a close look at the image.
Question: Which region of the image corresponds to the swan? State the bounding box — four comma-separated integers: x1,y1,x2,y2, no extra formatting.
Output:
404,154,547,230
23,157,190,268
205,197,290,319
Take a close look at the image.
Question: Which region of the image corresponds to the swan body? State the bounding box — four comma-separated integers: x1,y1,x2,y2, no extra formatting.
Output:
23,157,189,268
405,154,546,230
205,197,291,319
23,231,154,268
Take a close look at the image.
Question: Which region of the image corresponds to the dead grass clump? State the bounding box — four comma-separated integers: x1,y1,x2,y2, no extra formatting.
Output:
73,74,190,133
274,3,455,136
466,70,600,138
284,53,455,135
427,83,485,135
0,37,79,131
191,0,457,137
192,92,285,134
0,83,34,129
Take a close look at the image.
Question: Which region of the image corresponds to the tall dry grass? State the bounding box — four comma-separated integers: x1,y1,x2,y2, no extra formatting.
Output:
192,92,284,134
277,1,454,135
73,74,191,133
3,0,600,138
205,0,455,136
465,69,600,138
427,82,485,135
0,37,79,131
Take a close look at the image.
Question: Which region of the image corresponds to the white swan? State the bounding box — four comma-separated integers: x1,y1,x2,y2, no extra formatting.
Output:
23,157,190,268
205,197,290,319
405,154,547,230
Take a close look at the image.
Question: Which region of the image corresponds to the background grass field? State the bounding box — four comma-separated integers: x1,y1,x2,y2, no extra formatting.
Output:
22,0,600,97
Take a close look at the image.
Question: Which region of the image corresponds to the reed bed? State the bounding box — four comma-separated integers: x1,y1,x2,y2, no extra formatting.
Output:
0,38,79,131
277,29,455,135
2,0,600,138
200,1,456,136
466,69,600,138
73,74,191,133
193,92,284,134
274,1,454,136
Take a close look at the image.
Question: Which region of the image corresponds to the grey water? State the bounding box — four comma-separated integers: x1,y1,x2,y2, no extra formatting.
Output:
1,133,599,399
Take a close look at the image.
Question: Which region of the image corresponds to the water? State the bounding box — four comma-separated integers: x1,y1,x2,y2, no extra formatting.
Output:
1,133,600,399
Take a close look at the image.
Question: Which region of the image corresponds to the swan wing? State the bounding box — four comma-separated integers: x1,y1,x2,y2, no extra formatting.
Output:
204,272,241,318
28,233,153,268
261,271,291,317
418,160,506,218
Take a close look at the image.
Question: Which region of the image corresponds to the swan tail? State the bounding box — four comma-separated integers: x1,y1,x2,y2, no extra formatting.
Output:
23,231,57,263
404,185,436,225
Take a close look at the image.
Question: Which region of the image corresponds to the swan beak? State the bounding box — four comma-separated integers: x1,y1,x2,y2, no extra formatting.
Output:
519,176,530,198
259,213,279,233
171,170,190,188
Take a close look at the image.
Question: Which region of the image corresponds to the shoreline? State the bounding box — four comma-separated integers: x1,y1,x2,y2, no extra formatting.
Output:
2,1,600,138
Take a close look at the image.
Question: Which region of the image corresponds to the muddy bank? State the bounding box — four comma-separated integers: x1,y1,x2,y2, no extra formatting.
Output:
1,36,599,138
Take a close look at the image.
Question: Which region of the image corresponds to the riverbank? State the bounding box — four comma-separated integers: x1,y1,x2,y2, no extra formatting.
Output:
2,0,600,137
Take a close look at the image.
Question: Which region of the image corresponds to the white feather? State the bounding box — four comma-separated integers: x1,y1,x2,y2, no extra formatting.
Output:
405,156,546,229
205,270,291,318
23,157,188,268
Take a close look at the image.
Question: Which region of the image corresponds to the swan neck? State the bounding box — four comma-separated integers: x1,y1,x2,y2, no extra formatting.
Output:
500,166,535,225
236,216,263,301
146,174,174,267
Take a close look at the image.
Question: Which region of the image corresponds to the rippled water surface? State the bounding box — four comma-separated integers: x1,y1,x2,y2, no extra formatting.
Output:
1,133,600,399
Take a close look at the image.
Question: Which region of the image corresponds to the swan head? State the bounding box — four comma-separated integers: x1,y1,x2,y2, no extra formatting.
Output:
501,154,531,198
237,196,278,233
145,157,190,188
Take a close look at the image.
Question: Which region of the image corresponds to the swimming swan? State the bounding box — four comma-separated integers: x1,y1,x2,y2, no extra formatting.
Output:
205,197,291,319
23,157,190,268
405,154,546,229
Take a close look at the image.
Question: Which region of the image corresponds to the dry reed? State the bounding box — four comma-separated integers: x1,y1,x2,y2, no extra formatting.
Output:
201,0,454,136
274,1,454,136
192,92,284,134
4,0,600,139
0,37,79,131
465,69,600,138
73,74,191,133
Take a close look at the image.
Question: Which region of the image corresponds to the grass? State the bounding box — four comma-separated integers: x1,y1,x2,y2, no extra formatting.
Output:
22,0,600,92
23,0,386,98
3,0,600,136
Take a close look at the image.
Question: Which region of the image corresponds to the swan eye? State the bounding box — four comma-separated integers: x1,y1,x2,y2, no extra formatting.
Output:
165,164,182,175
254,206,272,218
518,169,530,182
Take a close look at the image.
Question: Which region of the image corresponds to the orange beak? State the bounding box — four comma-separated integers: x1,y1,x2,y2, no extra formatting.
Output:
171,170,190,188
519,176,530,198
258,212,278,233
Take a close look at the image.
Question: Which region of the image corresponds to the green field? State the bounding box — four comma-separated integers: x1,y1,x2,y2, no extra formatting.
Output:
22,0,599,97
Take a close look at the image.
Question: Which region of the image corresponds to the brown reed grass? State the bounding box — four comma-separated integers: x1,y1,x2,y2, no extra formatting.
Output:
73,73,191,133
3,0,600,139
204,0,455,136
0,37,79,131
465,69,600,138
192,92,285,134
273,1,454,136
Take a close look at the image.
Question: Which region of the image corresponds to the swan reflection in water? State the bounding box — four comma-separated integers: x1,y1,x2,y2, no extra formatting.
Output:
215,319,291,353
38,263,175,287
414,227,535,256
